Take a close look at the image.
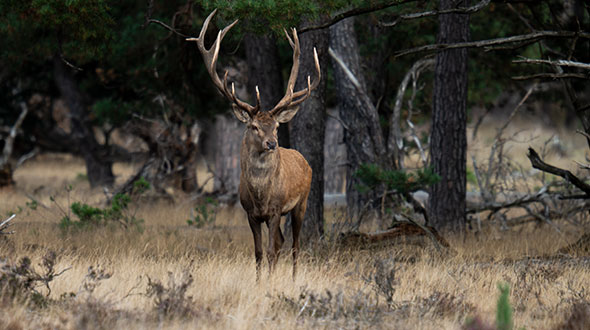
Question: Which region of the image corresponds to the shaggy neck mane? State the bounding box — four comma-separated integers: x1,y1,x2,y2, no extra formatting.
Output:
241,137,280,191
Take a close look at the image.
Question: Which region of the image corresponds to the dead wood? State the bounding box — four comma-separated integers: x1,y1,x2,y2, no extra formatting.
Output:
0,214,16,235
527,147,590,196
394,31,590,58
338,221,450,251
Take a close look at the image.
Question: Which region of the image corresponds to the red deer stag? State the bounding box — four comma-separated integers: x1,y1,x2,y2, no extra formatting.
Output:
187,10,320,279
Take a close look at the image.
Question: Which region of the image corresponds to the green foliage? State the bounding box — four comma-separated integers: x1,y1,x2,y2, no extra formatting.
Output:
354,163,440,194
132,177,151,195
0,0,114,64
205,0,363,33
70,202,103,225
92,97,134,127
187,197,218,228
497,282,514,330
57,180,149,232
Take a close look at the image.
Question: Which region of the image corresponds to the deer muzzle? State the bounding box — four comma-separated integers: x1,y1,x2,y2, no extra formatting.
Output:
265,140,277,151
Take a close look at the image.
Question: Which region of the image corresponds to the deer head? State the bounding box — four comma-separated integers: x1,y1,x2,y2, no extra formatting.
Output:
187,10,321,150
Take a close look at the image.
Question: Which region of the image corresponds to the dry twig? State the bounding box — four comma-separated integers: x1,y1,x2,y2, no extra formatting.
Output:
0,214,16,235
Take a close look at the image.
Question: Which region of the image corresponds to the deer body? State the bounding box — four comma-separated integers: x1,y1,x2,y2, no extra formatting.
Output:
189,10,320,279
239,146,311,218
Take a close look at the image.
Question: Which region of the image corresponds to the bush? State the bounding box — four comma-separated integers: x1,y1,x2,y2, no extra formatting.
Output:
0,251,68,307
145,270,197,318
59,195,144,231
354,163,440,194
57,179,149,232
187,197,218,228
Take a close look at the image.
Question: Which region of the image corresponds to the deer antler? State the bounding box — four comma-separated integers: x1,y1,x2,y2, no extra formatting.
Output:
187,9,259,116
269,28,321,115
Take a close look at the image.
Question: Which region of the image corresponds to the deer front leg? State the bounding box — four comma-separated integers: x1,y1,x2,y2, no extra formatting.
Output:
266,214,282,275
247,215,263,281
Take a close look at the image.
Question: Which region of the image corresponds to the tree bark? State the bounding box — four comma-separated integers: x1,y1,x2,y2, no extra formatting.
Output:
212,114,242,196
243,33,290,147
52,56,115,188
329,18,390,220
428,0,470,233
289,23,329,241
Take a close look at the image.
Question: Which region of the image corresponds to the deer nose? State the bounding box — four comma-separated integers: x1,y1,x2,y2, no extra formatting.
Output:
266,141,277,150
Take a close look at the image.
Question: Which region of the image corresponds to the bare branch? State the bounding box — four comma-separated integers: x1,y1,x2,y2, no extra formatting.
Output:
527,147,590,195
328,47,363,91
466,190,549,214
577,129,590,141
494,83,537,141
0,214,16,235
513,58,590,70
1,102,29,166
394,31,590,58
299,0,418,34
512,73,588,80
388,57,434,168
380,0,490,27
142,0,189,38
145,18,189,38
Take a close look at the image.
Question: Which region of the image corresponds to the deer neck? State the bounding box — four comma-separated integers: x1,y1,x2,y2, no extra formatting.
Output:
241,138,280,195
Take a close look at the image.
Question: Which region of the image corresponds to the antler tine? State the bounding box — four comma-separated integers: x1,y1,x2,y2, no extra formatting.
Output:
187,10,257,114
283,76,312,109
271,44,321,114
270,28,301,115
255,86,261,110
223,70,258,115
283,28,295,48
291,47,321,98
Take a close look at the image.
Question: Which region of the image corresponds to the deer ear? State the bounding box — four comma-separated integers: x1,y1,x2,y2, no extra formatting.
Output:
274,106,300,123
232,104,251,123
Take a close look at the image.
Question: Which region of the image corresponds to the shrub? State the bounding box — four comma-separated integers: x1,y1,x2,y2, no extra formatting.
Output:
187,197,218,228
354,163,440,194
0,251,68,307
57,180,148,231
145,270,197,318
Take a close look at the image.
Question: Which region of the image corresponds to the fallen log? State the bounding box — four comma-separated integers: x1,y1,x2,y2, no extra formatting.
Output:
338,221,451,252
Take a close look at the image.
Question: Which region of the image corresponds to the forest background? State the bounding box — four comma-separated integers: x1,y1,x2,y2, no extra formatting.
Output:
1,1,590,329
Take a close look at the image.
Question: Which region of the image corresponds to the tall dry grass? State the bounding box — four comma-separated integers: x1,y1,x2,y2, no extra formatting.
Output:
1,151,589,329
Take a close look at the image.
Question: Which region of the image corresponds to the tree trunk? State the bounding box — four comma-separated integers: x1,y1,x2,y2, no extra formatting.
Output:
212,114,242,196
289,23,330,241
53,56,114,188
329,18,390,221
428,0,470,233
243,33,290,147
0,164,13,187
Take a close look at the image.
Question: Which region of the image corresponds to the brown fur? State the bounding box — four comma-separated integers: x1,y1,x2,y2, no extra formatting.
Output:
238,112,312,279
192,11,320,279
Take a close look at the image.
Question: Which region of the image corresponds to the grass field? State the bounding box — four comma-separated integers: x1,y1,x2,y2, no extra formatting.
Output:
2,121,590,329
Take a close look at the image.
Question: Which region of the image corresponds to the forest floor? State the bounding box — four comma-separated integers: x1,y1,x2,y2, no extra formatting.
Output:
1,117,590,329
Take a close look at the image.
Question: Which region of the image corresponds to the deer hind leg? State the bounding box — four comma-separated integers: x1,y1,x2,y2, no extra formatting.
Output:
247,215,263,281
266,215,283,275
291,199,307,280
